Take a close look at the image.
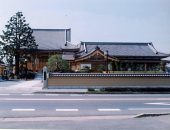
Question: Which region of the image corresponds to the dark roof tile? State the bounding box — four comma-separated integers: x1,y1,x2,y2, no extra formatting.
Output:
79,42,169,57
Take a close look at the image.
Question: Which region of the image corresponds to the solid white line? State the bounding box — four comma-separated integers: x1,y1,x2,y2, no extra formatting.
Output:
45,94,58,96
129,108,170,110
3,99,85,101
56,109,78,111
98,109,121,111
88,95,114,96
21,94,34,95
11,109,35,111
70,94,82,96
0,94,10,95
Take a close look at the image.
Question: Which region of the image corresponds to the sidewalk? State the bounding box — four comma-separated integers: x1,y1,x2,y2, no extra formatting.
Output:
0,80,87,94
0,73,87,94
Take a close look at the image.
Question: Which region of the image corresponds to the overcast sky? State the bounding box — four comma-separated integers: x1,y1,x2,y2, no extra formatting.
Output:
0,0,170,54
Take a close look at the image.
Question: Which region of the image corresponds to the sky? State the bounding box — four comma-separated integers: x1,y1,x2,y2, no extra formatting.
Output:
0,0,170,55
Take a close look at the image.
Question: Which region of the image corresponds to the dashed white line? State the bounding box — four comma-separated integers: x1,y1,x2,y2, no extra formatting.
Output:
98,109,121,111
45,94,58,96
56,109,78,111
0,94,10,95
145,102,170,105
11,109,35,111
129,108,170,110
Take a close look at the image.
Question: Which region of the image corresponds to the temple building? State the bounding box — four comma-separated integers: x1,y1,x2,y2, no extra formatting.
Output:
27,28,169,73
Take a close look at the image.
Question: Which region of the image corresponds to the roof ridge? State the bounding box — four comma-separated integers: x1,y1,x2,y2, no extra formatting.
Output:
33,28,71,31
81,42,152,45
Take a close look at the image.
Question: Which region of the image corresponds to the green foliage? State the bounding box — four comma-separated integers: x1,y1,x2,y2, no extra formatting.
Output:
83,66,90,70
125,60,129,71
115,61,119,71
0,12,38,76
159,61,165,71
109,62,113,70
88,88,95,91
99,88,105,92
120,62,122,71
46,54,70,72
80,65,91,73
97,64,105,73
100,87,170,92
136,64,144,71
152,64,160,72
131,62,134,71
80,69,88,73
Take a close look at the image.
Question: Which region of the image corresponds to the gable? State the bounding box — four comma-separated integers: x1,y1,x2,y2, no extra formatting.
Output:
75,47,116,62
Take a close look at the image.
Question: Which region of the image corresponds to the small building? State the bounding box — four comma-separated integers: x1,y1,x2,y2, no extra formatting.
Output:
26,28,169,73
69,42,170,72
28,28,79,72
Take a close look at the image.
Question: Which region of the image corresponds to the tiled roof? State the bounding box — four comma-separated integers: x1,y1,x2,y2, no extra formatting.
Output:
79,42,169,57
32,29,78,50
62,52,75,60
61,41,79,50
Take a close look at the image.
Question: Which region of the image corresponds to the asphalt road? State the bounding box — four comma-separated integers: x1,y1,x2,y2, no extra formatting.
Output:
0,94,170,129
0,94,170,117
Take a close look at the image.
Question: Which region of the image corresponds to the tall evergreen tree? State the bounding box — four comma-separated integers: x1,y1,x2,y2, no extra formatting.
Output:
0,12,38,77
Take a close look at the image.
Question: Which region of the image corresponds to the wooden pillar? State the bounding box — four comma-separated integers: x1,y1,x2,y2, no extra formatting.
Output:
35,56,39,72
145,63,147,71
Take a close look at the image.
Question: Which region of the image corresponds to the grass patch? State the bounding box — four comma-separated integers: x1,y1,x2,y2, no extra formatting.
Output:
102,87,170,92
135,113,170,118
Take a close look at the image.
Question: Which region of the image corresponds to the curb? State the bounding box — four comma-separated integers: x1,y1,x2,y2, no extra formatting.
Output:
34,91,170,94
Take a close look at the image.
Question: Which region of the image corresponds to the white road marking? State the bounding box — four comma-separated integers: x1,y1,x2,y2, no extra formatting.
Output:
70,94,82,96
2,98,85,101
129,108,170,110
0,94,10,95
11,109,35,111
21,94,34,95
56,109,78,111
45,94,58,96
88,95,114,96
98,109,121,111
145,102,170,105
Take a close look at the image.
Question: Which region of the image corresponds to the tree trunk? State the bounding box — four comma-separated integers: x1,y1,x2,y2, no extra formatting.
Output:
15,53,20,78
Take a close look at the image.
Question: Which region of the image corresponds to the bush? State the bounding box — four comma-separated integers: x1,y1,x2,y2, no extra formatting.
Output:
99,88,105,92
88,88,95,91
9,72,14,79
27,72,35,79
19,72,35,79
102,87,170,92
80,69,88,73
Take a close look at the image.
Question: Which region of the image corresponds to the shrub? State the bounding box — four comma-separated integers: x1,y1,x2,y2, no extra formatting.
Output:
101,87,170,92
88,88,95,91
100,88,105,92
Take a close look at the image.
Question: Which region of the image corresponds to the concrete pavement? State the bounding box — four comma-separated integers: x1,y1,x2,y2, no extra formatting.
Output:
0,73,87,94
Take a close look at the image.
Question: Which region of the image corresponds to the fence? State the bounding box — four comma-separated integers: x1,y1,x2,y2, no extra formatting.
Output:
43,66,170,89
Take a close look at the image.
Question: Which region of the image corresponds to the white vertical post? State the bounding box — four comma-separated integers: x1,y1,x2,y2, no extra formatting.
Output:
43,66,48,89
